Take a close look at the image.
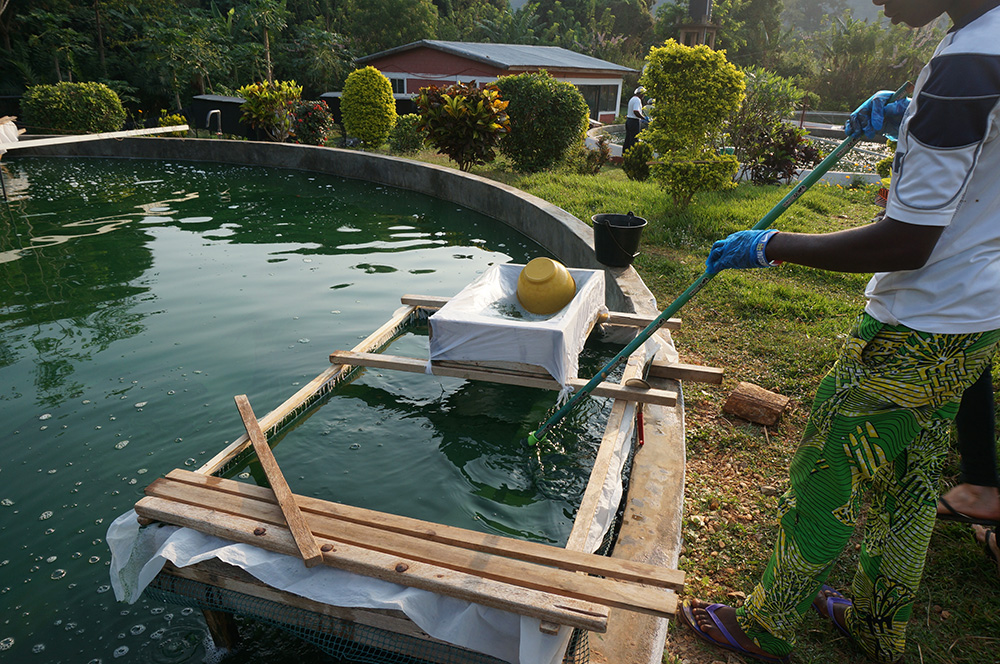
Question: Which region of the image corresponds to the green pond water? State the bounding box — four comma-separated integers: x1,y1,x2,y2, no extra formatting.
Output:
0,157,616,663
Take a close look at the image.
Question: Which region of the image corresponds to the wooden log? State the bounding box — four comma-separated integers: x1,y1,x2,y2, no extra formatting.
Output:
400,294,681,331
134,495,611,632
328,350,678,407
722,381,790,426
202,609,240,650
234,395,323,567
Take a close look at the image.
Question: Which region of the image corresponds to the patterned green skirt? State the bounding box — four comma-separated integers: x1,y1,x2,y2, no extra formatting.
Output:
737,313,1000,662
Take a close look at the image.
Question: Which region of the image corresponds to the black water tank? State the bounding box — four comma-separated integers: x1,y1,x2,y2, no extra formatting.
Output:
191,95,258,139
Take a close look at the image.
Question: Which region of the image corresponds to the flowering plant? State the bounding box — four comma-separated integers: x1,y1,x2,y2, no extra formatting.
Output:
291,100,335,146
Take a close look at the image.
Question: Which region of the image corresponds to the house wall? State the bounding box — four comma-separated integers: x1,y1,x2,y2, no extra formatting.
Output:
365,48,624,123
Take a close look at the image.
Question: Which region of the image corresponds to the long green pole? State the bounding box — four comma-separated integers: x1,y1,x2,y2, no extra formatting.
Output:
528,84,908,445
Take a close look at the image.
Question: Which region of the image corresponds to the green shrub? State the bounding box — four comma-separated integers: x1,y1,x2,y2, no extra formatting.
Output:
388,113,425,154
622,142,653,181
495,71,590,173
291,99,335,146
341,66,397,149
745,124,819,185
237,80,302,142
415,84,509,171
640,40,744,208
21,82,126,134
564,135,611,175
876,139,897,179
652,155,740,209
157,111,188,137
726,66,809,184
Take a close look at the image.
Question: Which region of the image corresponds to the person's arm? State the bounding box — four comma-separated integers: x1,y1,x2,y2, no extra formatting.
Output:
705,216,943,275
765,216,943,272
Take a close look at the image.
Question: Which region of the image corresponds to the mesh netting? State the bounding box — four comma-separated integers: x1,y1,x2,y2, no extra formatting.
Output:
146,573,590,664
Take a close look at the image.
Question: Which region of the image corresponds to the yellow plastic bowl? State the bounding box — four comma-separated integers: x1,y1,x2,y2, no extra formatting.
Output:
517,257,577,315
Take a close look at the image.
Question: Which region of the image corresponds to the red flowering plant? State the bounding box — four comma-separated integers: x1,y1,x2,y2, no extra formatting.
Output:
290,100,335,146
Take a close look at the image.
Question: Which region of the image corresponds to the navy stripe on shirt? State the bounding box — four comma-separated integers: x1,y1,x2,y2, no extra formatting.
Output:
909,53,1000,148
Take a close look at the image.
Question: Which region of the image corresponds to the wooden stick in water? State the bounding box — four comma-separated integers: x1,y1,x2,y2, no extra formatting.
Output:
234,394,323,567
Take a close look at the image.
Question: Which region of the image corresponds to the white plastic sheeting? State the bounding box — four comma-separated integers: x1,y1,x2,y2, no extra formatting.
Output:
428,264,606,389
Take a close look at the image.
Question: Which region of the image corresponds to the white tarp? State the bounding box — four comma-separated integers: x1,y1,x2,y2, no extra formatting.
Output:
107,509,577,664
428,264,606,388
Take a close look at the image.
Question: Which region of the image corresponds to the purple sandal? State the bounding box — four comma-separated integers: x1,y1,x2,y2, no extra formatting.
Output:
679,599,791,664
811,585,853,638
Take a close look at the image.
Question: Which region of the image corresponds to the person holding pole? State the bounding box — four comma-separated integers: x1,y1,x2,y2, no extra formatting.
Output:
679,0,1000,662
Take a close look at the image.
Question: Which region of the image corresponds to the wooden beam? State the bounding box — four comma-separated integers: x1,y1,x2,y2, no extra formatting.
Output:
159,469,684,591
328,350,677,407
6,125,189,150
135,496,611,632
140,478,676,621
648,360,724,385
234,395,323,567
400,294,681,331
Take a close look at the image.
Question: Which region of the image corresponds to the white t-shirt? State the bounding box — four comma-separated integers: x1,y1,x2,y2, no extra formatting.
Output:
865,1,1000,333
627,95,643,120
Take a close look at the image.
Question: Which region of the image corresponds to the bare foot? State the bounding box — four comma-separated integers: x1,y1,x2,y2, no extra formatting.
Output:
680,598,788,663
938,483,1000,524
972,524,1000,576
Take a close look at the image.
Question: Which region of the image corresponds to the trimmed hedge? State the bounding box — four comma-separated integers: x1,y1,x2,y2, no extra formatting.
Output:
341,66,397,149
495,71,590,173
21,82,126,134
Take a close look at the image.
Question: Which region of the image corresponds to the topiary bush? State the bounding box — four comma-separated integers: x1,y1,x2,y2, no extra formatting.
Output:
388,113,425,154
415,83,509,171
291,99,335,146
495,71,590,173
21,82,126,134
622,142,653,181
640,40,745,208
341,66,397,149
237,80,302,142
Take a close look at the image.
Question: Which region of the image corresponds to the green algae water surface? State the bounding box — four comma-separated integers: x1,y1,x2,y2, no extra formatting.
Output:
0,157,613,663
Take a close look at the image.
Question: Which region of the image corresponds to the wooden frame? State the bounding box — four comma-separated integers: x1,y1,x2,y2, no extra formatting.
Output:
140,295,700,658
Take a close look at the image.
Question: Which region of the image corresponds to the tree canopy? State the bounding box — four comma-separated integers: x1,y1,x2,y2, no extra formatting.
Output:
0,0,945,118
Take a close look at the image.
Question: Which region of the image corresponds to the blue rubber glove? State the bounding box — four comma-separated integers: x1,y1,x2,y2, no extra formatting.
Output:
844,91,911,141
705,229,781,275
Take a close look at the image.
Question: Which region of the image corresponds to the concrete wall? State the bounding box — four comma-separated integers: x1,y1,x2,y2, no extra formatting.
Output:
11,137,657,316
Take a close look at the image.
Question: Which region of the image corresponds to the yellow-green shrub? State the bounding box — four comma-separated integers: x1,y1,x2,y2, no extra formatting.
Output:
341,66,397,149
237,80,302,142
157,111,188,137
21,82,126,134
640,40,744,208
415,84,509,170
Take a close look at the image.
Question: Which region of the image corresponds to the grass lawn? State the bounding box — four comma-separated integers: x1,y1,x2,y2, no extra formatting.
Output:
405,151,1000,664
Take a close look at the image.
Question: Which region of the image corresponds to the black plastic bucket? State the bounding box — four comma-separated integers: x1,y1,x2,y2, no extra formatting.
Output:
592,212,647,267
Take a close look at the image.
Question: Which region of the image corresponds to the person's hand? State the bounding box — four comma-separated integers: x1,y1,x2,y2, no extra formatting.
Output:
705,229,781,274
845,91,910,140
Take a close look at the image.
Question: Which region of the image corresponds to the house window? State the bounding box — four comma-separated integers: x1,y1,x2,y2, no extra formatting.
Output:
576,84,620,120
389,77,406,94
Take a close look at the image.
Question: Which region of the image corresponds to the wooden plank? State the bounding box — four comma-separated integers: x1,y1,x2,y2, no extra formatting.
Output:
160,469,683,591
234,394,323,567
328,350,677,407
140,480,676,621
401,294,681,330
565,351,644,553
197,304,419,475
135,496,611,632
6,125,189,150
648,360,724,385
